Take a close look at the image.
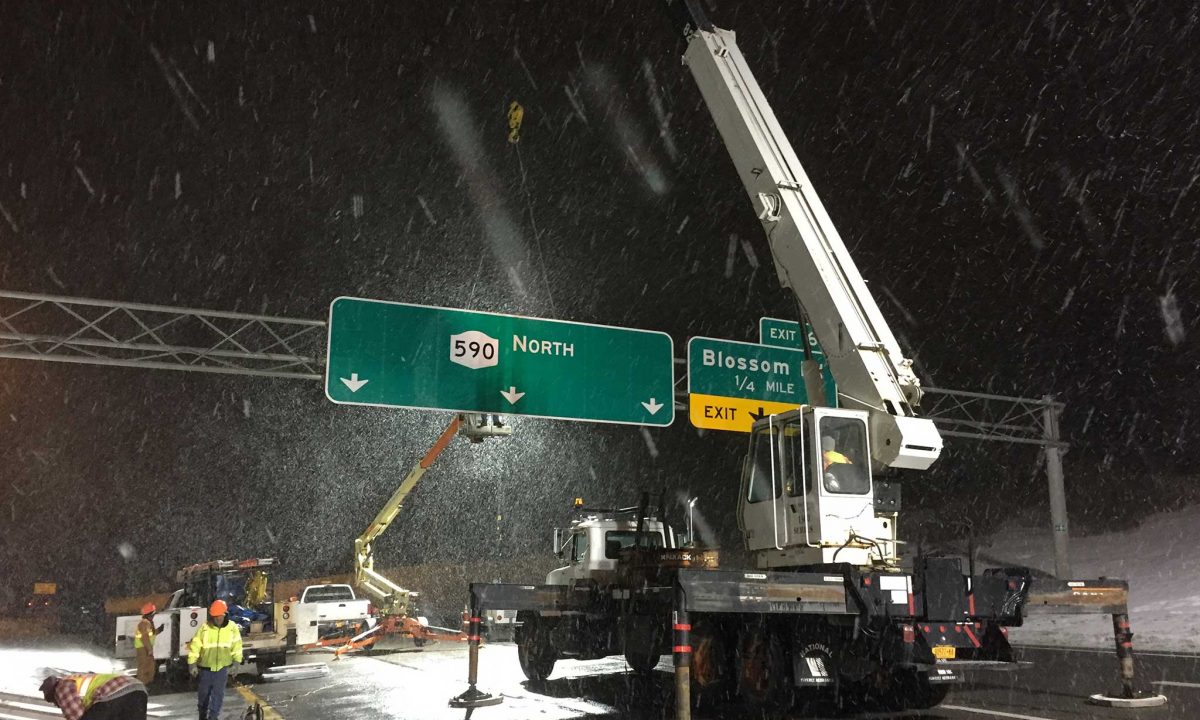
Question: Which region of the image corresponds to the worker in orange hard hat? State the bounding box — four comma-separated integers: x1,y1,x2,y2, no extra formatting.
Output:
187,599,242,720
133,602,162,685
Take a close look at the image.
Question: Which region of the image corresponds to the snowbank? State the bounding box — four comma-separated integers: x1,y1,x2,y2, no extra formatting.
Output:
0,644,128,696
981,505,1200,653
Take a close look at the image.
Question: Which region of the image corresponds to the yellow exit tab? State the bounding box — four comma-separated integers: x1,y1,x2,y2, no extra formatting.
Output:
688,393,801,433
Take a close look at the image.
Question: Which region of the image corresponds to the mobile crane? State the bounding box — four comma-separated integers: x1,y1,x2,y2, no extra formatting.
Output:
451,2,1160,715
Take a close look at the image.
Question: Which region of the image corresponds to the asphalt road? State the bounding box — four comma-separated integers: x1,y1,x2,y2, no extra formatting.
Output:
2,644,1194,720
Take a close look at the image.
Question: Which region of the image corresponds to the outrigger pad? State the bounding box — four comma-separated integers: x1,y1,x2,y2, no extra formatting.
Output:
1087,692,1167,708
449,687,504,709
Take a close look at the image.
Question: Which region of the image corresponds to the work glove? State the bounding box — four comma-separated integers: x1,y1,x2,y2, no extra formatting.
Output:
189,664,198,678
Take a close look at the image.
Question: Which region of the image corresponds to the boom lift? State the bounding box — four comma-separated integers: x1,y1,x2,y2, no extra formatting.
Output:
329,413,510,655
451,2,1160,714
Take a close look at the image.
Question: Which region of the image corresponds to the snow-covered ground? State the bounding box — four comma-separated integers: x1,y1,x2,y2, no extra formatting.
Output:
0,643,128,696
2,506,1195,700
982,505,1200,653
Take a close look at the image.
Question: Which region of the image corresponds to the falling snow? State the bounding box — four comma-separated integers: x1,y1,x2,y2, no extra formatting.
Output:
0,1,1195,670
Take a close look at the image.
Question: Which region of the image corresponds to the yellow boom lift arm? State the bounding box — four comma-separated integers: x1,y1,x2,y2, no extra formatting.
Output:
352,414,511,618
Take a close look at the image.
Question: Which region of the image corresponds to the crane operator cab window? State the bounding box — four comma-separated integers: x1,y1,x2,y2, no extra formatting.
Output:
819,415,869,495
745,418,805,503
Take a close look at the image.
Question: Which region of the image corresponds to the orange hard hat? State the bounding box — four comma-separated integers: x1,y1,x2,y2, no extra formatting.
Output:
140,603,156,616
209,599,228,617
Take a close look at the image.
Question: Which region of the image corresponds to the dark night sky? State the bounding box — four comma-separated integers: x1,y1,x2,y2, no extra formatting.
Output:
1,1,1198,607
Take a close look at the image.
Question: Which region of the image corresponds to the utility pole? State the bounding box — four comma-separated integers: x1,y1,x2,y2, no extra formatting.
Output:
1043,395,1071,578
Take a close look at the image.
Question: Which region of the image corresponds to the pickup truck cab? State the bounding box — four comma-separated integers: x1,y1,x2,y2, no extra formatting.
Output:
298,584,371,639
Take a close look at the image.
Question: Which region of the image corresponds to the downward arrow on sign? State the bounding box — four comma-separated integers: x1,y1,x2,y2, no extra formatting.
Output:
340,373,369,392
641,398,664,415
500,386,525,405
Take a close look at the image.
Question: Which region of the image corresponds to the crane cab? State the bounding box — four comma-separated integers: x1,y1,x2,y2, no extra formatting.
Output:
738,406,898,569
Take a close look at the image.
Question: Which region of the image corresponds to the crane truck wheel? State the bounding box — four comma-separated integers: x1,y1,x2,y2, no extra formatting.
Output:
888,670,950,710
622,614,662,676
624,650,660,675
735,624,793,709
515,611,557,683
690,619,734,707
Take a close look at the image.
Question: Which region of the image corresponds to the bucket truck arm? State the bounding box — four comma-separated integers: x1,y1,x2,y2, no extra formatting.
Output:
664,0,942,471
353,414,511,617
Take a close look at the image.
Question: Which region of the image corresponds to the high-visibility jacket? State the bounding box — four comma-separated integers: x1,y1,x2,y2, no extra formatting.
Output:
134,618,155,650
187,620,243,670
822,449,852,471
68,673,124,710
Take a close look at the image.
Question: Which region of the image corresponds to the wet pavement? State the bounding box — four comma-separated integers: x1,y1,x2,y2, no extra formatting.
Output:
2,643,1195,720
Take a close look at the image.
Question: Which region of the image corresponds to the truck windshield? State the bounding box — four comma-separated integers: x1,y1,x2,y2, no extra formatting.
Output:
303,586,355,602
604,531,664,558
819,415,870,495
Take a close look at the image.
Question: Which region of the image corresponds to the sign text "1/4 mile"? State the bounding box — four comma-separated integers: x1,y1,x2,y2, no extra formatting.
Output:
687,336,806,432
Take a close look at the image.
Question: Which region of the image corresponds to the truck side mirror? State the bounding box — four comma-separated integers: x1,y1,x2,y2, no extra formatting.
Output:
552,528,565,557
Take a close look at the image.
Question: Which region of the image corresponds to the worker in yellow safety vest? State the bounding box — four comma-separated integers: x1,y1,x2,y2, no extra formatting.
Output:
187,599,243,720
133,603,161,685
40,672,147,720
821,435,852,470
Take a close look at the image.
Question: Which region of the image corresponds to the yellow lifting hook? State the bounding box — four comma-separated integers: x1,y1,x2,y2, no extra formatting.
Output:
507,101,524,144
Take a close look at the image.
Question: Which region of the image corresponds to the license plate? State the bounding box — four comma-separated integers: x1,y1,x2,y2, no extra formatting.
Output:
932,645,956,660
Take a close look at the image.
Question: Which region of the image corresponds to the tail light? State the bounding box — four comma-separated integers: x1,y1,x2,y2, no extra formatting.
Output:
901,624,915,644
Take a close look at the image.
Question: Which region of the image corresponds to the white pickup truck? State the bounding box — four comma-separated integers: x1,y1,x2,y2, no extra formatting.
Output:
297,584,371,639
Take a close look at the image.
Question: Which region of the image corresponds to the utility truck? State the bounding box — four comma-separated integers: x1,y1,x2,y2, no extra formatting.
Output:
115,558,318,679
450,2,1155,715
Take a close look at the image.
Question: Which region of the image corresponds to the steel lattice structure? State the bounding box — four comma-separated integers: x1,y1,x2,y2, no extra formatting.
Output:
0,291,326,380
0,289,1076,575
921,387,1066,449
0,291,1065,449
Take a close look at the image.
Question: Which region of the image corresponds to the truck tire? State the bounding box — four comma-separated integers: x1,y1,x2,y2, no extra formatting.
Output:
255,654,285,677
624,649,660,675
165,658,190,689
690,619,733,706
516,612,556,683
735,625,793,709
622,614,662,676
889,670,950,710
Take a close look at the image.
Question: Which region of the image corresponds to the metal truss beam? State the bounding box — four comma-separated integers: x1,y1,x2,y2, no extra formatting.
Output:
0,290,1066,453
0,291,326,380
921,387,1066,449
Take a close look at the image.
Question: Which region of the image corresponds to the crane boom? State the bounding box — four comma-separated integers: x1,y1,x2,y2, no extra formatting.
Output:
666,0,942,471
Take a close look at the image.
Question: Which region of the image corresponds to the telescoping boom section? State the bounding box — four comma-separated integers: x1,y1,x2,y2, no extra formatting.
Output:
666,0,940,472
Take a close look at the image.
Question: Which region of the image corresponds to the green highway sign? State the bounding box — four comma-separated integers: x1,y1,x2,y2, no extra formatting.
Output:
325,297,675,426
687,337,807,432
759,317,838,407
687,336,806,403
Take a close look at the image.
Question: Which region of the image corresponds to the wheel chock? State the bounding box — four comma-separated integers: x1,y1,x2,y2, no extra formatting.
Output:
1087,691,1167,708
